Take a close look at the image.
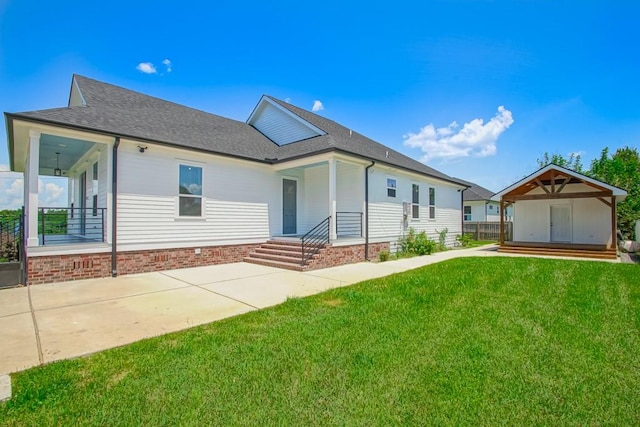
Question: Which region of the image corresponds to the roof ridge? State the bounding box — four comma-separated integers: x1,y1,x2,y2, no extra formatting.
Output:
73,75,249,126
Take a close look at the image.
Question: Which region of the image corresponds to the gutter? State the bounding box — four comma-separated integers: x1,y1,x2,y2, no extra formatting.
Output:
111,137,120,277
364,160,375,261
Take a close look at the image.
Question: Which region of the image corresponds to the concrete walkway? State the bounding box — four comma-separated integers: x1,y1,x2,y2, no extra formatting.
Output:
0,245,617,376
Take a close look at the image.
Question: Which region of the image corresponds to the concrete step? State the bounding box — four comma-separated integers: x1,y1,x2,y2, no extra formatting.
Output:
243,256,306,271
260,244,302,253
248,251,303,264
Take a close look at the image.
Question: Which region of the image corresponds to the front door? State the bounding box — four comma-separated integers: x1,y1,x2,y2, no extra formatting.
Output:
550,205,571,242
282,179,297,235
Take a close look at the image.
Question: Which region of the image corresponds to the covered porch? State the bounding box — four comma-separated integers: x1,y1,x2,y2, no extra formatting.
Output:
493,164,627,260
8,121,114,250
274,154,368,243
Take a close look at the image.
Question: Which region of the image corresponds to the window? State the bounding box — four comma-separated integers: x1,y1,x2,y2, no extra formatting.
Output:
179,164,203,217
463,205,471,221
496,206,500,214
387,178,396,198
412,184,420,219
429,187,436,219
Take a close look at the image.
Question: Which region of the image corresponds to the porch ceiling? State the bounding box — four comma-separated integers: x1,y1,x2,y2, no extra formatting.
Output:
39,134,96,176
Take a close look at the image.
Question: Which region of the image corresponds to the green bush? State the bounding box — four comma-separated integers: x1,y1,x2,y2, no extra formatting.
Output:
436,227,448,251
456,233,473,247
378,250,390,262
399,228,436,256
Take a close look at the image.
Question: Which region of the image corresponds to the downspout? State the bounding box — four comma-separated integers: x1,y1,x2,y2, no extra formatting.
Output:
460,187,466,237
364,160,375,261
111,137,120,277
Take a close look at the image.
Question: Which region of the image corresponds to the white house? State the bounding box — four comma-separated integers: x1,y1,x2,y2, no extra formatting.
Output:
457,178,511,222
491,164,627,259
5,75,467,284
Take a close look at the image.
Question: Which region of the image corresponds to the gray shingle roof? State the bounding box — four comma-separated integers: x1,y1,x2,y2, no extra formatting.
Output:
455,178,495,201
10,75,278,162
7,75,464,186
264,96,463,184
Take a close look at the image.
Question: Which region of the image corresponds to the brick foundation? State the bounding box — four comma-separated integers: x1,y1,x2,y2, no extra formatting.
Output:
306,242,390,270
27,243,260,285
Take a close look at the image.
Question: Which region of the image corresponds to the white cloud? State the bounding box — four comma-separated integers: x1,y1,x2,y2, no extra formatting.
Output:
136,62,157,74
162,58,172,72
312,100,324,112
403,106,514,162
39,180,66,206
0,170,67,210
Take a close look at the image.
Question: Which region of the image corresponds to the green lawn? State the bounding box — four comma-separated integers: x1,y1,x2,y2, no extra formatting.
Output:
2,257,639,425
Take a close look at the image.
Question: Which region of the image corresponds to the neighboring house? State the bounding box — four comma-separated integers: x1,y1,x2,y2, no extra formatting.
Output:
457,178,511,222
491,164,627,259
5,75,467,284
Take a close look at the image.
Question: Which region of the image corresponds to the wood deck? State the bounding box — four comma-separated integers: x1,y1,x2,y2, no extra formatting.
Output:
498,241,617,260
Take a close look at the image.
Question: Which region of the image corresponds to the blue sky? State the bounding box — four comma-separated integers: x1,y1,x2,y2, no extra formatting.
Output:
1,0,639,208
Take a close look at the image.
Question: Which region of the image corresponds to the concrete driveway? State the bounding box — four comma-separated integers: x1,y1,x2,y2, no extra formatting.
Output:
0,244,616,376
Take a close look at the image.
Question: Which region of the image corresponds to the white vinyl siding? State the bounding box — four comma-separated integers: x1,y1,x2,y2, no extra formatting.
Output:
250,102,321,145
302,164,329,232
117,141,277,248
368,167,462,247
513,197,611,245
337,161,363,213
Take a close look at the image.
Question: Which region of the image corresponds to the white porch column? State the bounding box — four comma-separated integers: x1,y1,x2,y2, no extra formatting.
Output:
25,130,41,247
328,159,337,241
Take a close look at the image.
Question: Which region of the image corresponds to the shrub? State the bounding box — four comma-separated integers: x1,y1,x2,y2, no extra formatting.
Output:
378,250,390,262
436,228,448,251
399,228,436,256
456,233,473,247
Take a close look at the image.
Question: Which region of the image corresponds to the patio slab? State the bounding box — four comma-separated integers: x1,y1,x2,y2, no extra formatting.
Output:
161,262,283,286
0,312,40,375
0,286,29,318
201,270,343,308
29,272,191,311
35,286,255,364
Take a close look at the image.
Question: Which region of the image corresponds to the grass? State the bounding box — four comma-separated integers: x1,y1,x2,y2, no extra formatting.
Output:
2,257,639,425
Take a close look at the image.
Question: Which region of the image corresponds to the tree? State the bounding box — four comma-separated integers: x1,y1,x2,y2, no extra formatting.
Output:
588,147,640,239
536,152,584,172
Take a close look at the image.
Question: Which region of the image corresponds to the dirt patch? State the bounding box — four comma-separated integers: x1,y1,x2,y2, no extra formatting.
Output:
322,298,344,307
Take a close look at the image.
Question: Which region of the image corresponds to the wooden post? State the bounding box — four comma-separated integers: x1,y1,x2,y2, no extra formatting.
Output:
499,198,505,245
611,196,617,249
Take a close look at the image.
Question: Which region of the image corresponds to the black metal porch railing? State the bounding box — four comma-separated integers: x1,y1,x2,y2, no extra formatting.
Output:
0,209,22,262
301,216,330,265
39,207,106,246
336,211,363,238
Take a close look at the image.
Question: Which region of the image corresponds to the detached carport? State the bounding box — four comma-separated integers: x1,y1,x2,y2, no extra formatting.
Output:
492,164,627,259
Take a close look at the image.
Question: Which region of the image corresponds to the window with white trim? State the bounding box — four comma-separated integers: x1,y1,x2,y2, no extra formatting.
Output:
412,184,420,219
178,164,203,217
429,187,436,219
387,178,397,198
463,205,471,221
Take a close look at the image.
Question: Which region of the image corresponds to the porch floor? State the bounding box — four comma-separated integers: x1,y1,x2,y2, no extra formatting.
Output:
39,234,103,246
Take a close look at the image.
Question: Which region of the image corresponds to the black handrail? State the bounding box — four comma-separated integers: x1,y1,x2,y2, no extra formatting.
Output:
39,207,106,246
336,211,363,237
301,216,331,265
